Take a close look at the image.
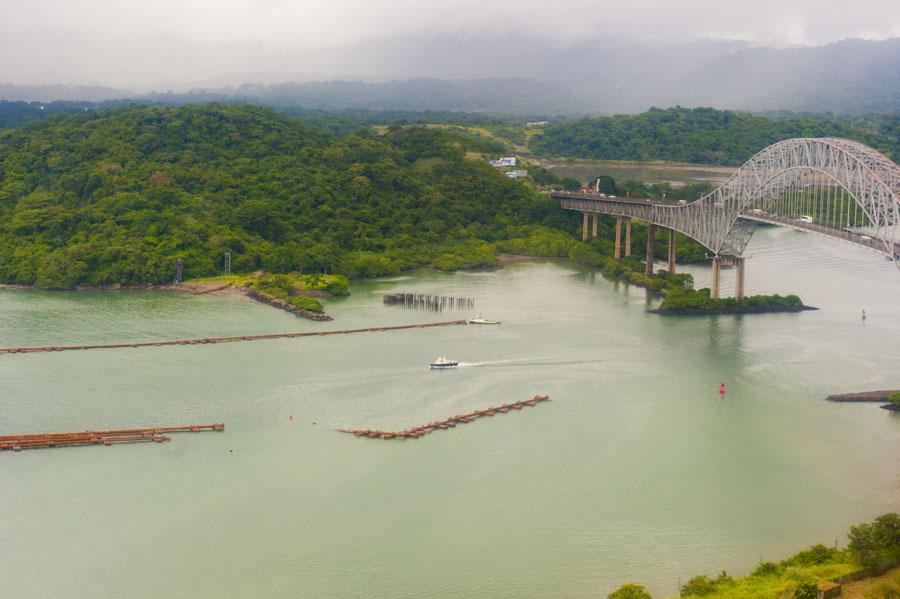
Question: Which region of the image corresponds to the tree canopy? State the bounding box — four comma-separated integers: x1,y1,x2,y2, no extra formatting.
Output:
528,107,899,165
0,103,569,288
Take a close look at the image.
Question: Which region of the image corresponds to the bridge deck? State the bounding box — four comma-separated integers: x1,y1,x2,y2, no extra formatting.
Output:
549,191,654,206
741,212,900,256
550,191,900,258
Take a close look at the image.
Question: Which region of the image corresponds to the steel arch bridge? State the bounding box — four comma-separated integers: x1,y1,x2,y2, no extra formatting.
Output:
551,137,900,270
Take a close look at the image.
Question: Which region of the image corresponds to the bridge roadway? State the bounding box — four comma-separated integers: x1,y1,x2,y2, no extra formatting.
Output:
549,138,900,297
550,190,900,299
550,190,741,299
553,190,900,255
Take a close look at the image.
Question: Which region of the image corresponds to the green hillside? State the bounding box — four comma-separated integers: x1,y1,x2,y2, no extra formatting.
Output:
528,107,900,165
0,104,570,288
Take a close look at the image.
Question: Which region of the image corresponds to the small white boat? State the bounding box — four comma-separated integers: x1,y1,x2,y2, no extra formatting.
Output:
467,314,500,325
430,356,459,369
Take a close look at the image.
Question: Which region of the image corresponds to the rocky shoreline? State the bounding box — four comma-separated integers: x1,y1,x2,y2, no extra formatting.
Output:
244,288,333,321
826,390,900,412
826,390,898,402
1,281,335,322
648,305,818,316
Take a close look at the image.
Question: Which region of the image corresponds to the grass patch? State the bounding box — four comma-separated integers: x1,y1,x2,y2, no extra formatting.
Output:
188,272,350,314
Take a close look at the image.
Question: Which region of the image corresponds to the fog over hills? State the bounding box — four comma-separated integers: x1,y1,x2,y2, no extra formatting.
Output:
2,36,898,115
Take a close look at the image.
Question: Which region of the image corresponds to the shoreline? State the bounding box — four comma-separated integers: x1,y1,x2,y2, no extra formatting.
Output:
0,280,244,297
649,305,818,316
0,281,332,321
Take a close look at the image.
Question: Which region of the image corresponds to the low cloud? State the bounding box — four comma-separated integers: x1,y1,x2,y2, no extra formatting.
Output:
2,0,898,86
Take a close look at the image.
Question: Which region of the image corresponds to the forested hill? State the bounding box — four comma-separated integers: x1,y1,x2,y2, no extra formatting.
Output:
0,104,567,288
528,107,900,165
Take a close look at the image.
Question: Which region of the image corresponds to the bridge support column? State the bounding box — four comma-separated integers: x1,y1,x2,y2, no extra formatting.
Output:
614,217,622,259
582,213,589,241
645,224,656,275
592,213,598,238
625,219,632,257
667,229,676,274
735,257,745,301
710,256,721,300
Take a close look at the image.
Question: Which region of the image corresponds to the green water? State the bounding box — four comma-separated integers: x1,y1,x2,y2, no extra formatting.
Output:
1,227,898,598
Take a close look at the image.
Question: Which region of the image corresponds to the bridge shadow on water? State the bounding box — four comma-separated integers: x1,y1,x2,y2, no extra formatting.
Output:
703,315,748,386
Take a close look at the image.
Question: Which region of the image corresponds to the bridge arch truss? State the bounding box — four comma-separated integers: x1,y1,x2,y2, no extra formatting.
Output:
553,138,900,268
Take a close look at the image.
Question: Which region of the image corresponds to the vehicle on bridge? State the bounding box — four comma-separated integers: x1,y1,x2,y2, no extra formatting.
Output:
550,137,900,273
549,137,900,298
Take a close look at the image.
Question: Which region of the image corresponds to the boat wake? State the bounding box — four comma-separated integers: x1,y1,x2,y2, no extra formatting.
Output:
458,357,608,368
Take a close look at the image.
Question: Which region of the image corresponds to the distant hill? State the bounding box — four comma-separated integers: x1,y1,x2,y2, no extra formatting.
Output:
232,37,900,115
0,83,129,103
0,100,137,130
0,104,564,288
528,107,900,165
2,38,898,115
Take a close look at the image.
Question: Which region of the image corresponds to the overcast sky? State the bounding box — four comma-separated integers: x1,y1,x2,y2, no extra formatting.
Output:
2,0,899,87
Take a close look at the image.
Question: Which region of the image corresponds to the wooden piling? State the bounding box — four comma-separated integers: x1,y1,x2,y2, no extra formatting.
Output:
0,423,224,452
338,396,550,441
383,292,474,313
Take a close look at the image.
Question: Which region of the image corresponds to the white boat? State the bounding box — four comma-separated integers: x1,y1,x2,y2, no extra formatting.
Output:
467,314,500,325
430,356,459,369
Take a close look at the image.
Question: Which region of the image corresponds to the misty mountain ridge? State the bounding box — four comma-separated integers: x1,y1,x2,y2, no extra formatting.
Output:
1,37,897,115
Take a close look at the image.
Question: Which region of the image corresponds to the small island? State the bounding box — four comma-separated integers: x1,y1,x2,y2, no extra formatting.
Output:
601,258,814,315
651,289,817,315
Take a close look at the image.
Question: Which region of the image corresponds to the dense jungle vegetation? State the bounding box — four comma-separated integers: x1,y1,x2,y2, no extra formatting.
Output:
3,102,894,290
0,103,585,288
528,107,900,165
608,513,900,598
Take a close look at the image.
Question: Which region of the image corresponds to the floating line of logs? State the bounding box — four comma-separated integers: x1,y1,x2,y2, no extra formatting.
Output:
383,292,475,312
338,395,550,440
0,423,224,452
0,320,468,355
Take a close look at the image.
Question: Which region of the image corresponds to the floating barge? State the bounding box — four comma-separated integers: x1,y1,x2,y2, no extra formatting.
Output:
0,423,224,452
338,395,550,440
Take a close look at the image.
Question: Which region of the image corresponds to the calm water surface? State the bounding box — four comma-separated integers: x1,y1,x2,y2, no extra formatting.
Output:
1,227,898,598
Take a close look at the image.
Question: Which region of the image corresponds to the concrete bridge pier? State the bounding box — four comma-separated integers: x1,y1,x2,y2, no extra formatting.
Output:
645,223,656,275
582,213,589,241
592,213,598,238
710,256,721,299
735,257,746,301
710,256,746,300
667,229,676,274
614,217,623,259
625,219,632,257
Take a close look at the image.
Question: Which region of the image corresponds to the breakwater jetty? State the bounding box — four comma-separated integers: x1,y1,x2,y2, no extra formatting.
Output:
245,288,333,321
383,292,475,312
338,395,550,440
826,389,900,411
0,320,468,355
826,390,899,402
0,423,224,452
